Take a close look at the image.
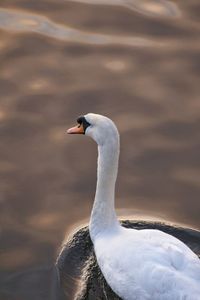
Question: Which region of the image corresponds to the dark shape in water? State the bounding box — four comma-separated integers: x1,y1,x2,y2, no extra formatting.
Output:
0,265,66,300
57,220,200,299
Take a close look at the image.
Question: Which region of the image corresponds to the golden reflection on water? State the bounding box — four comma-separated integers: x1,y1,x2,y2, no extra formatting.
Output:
69,0,180,18
29,78,53,91
104,60,127,72
0,108,7,121
173,167,200,188
28,212,63,230
0,8,165,47
125,0,180,17
0,1,200,298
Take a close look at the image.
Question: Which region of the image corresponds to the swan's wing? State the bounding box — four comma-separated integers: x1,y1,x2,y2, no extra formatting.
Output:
95,228,200,300
123,228,200,279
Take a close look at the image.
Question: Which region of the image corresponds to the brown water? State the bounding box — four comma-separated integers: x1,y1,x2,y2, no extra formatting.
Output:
0,0,200,298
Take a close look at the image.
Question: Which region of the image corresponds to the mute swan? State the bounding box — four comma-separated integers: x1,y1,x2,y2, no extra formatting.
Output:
67,113,200,300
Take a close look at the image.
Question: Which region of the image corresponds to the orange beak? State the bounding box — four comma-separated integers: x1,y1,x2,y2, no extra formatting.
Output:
67,123,84,134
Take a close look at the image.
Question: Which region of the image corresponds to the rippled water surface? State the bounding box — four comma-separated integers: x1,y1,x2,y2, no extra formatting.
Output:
0,0,200,299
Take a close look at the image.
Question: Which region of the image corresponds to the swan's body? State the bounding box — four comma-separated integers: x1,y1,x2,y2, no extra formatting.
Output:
67,113,200,300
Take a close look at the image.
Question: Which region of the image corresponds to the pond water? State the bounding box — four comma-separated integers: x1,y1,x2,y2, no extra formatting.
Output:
0,0,200,299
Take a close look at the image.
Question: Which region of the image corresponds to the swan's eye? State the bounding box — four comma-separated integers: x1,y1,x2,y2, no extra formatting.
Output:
76,116,91,133
77,116,84,125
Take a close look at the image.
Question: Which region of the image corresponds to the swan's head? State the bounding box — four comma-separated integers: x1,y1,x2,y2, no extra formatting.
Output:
67,113,119,146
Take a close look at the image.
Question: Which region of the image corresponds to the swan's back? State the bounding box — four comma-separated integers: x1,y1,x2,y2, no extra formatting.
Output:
57,221,200,300
94,226,200,300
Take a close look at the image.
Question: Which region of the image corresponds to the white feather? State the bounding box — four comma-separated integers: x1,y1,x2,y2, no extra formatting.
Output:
82,113,200,300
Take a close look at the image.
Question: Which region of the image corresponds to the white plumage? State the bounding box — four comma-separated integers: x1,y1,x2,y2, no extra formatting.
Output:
68,113,200,300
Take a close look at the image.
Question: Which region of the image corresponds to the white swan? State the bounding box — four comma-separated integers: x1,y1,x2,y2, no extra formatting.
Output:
67,113,200,300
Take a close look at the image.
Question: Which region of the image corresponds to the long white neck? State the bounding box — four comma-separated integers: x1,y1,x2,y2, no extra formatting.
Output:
89,135,120,241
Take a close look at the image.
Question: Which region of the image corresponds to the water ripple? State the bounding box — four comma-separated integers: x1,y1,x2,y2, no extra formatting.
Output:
69,0,180,18
0,8,164,48
124,0,180,18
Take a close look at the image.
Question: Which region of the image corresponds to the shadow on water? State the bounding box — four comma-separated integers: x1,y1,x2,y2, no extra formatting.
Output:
0,265,66,300
0,0,200,299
